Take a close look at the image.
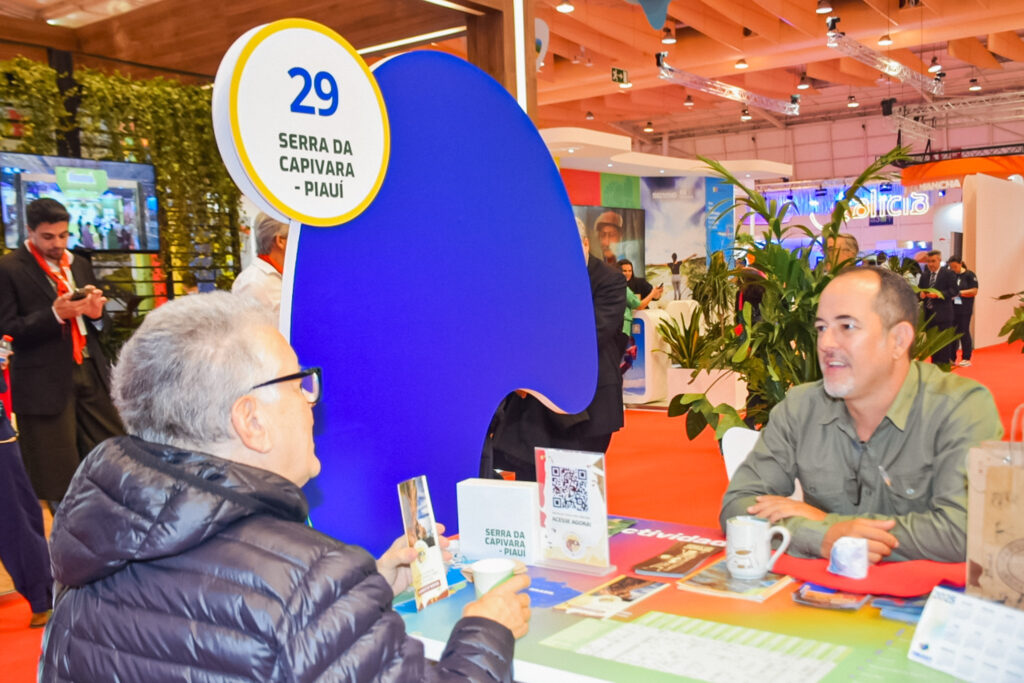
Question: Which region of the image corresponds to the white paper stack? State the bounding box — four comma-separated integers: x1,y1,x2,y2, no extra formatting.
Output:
457,478,540,564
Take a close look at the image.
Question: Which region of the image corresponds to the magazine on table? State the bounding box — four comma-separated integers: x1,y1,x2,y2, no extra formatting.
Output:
676,559,793,602
555,575,669,619
633,540,724,579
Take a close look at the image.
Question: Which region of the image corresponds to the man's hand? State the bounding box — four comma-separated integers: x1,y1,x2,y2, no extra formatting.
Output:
748,495,826,523
53,286,106,321
462,573,531,639
81,286,107,319
376,523,451,595
821,518,898,564
653,284,664,300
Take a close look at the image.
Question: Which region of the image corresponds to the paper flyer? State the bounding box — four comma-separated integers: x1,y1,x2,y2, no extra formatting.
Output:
398,475,449,610
555,575,668,619
535,448,611,570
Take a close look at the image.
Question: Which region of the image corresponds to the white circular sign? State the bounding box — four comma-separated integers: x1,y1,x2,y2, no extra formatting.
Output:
213,19,389,226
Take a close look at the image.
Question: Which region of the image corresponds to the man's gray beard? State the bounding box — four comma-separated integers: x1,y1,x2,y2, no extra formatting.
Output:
823,376,853,398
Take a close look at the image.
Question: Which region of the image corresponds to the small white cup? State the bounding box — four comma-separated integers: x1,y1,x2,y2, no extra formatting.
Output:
465,558,516,598
726,515,791,581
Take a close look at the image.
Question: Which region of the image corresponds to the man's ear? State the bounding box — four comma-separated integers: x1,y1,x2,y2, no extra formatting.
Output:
230,395,272,453
890,321,915,358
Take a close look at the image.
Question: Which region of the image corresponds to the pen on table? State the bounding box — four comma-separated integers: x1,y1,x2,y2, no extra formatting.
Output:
877,464,893,489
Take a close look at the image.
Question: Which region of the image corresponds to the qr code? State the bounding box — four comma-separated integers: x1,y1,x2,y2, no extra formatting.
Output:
551,466,588,512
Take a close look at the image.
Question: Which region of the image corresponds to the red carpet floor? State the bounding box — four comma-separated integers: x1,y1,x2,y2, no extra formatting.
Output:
2,341,1022,680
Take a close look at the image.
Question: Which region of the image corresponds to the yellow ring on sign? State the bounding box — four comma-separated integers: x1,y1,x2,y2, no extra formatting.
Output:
229,18,390,227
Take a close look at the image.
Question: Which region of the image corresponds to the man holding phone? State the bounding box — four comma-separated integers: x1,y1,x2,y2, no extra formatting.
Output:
0,197,124,507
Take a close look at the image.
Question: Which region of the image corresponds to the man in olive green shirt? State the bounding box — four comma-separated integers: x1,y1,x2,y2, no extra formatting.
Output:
721,267,1002,563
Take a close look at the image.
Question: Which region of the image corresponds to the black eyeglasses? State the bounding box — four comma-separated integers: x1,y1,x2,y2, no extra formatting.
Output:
250,366,322,406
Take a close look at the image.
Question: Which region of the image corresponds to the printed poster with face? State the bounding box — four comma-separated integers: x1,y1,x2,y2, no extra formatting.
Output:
535,448,611,571
397,475,449,610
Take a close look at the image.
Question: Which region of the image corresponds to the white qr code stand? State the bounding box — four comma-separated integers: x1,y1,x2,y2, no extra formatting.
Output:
534,447,616,576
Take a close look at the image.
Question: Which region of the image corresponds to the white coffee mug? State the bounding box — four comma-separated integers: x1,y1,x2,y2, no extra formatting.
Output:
726,515,791,580
464,558,516,599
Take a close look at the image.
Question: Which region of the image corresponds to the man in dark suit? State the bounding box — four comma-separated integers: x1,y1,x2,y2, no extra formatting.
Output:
0,198,123,505
482,218,626,480
917,249,959,365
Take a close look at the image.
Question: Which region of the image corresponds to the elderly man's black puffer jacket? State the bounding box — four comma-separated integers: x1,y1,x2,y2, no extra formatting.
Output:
39,436,514,682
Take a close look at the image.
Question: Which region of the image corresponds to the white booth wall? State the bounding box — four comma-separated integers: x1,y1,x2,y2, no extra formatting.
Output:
963,174,1024,348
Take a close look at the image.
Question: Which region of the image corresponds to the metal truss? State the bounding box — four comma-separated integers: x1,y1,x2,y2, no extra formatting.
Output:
656,53,799,116
884,91,1024,145
826,30,943,97
893,143,1024,167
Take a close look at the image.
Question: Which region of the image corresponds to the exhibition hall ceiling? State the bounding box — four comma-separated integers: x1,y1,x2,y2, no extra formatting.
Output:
2,0,1024,148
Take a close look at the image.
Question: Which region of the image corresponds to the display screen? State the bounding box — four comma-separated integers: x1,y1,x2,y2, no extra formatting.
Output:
1,152,159,252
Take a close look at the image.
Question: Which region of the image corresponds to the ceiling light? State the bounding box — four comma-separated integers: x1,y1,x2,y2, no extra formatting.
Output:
661,27,676,45
643,121,654,133
556,1,575,13
877,34,893,47
735,58,749,70
847,94,859,108
740,108,752,121
619,80,633,89
968,78,982,92
684,94,694,106
816,0,833,14
585,57,593,67
571,54,580,65
928,56,942,73
585,111,594,120
607,163,614,167
659,169,665,174
797,73,810,90
566,147,577,153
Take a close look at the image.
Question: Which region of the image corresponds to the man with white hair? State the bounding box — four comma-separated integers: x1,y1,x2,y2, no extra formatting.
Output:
721,267,1001,564
40,292,530,682
232,212,289,315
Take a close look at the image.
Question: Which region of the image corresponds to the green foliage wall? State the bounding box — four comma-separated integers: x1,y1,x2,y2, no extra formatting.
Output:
0,56,64,157
0,57,240,287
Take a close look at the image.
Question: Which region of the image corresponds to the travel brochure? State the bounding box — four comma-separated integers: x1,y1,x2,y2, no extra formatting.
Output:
791,583,871,610
633,540,724,579
676,558,793,602
397,475,449,610
555,575,669,619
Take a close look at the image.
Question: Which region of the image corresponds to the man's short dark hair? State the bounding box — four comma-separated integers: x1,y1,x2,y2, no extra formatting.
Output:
617,259,633,268
947,256,962,265
834,266,918,336
927,249,942,258
26,198,70,230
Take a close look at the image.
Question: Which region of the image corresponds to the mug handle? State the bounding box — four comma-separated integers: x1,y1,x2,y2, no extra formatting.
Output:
766,526,792,571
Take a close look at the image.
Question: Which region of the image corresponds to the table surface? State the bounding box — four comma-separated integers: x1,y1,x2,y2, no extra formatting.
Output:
398,517,957,682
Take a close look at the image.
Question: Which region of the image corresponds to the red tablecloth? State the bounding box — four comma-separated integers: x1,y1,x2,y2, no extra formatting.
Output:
774,554,965,597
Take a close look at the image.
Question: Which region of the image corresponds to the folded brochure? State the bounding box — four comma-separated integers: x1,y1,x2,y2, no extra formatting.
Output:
676,559,793,602
555,575,669,619
633,540,723,579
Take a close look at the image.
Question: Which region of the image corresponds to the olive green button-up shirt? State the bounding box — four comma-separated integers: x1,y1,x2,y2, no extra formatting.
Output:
720,361,1003,562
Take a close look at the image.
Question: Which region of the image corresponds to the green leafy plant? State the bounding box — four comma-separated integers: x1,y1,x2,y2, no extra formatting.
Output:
997,290,1024,350
687,250,736,339
668,147,958,439
656,306,709,369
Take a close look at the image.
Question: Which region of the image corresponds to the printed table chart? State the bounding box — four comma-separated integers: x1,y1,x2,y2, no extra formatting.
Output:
399,518,957,682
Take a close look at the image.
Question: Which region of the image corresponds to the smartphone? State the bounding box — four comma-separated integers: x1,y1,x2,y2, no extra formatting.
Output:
69,288,88,301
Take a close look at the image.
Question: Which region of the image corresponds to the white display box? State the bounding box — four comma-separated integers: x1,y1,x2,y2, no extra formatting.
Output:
457,478,540,564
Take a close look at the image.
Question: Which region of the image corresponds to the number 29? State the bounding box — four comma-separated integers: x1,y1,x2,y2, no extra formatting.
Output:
288,67,338,116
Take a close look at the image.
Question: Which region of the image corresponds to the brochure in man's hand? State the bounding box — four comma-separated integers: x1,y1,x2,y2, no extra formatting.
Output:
633,541,724,579
675,559,793,602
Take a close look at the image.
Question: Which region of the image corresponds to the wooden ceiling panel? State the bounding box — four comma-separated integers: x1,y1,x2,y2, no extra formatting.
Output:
666,1,745,52
988,31,1024,62
948,36,1002,70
